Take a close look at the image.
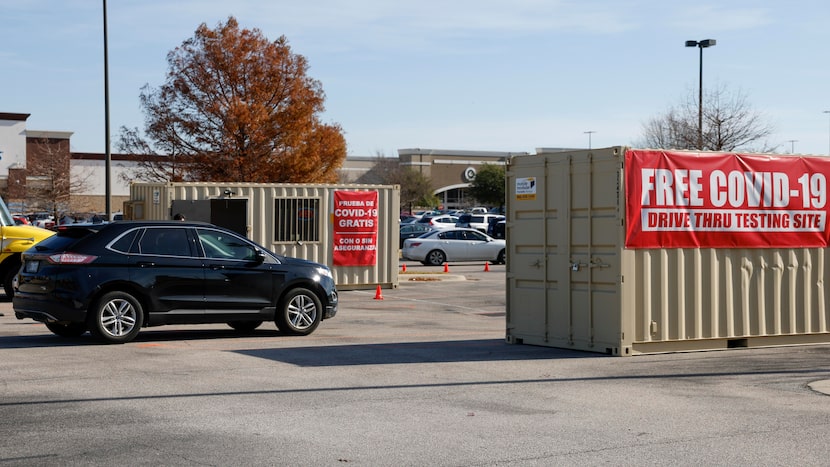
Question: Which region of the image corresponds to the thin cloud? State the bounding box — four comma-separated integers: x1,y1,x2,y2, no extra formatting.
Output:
668,5,773,31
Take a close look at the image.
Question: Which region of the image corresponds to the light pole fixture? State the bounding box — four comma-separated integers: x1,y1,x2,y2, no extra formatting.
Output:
824,110,830,155
787,139,798,154
584,131,596,149
686,39,716,151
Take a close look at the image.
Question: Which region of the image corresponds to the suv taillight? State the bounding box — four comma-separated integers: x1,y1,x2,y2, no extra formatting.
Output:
47,253,98,264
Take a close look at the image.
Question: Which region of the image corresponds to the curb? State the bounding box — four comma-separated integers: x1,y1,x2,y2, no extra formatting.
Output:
400,274,467,282
808,380,830,396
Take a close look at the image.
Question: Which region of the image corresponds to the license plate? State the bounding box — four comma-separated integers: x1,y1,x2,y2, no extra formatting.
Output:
24,260,39,273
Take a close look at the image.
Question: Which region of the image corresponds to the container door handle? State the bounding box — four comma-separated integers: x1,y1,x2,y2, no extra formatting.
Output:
571,261,588,271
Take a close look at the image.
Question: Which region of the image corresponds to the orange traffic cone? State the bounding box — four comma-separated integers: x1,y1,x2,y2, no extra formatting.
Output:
484,261,490,272
443,263,449,273
374,285,383,300
401,263,407,272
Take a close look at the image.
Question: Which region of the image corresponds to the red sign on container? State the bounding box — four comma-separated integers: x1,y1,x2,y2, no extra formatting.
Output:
333,190,379,266
624,149,830,248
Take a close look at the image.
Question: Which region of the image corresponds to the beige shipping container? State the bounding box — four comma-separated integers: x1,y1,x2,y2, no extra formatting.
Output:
127,182,400,290
506,146,830,356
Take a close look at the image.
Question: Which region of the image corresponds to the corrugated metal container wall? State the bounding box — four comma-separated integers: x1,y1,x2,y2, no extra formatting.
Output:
506,146,830,356
128,182,400,290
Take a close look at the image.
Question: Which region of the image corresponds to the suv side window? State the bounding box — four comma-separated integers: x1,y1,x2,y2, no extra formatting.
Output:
197,228,258,261
110,229,139,253
138,228,192,256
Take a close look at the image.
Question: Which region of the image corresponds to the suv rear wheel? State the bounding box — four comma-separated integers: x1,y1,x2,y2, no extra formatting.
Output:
88,291,144,344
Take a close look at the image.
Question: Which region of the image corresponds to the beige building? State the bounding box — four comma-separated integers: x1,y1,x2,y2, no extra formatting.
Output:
397,148,526,210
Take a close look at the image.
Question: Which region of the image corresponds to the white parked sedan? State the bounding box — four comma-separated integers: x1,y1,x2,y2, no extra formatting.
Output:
402,228,506,266
416,214,459,230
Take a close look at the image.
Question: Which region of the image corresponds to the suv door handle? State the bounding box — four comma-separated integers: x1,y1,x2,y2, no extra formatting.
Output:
136,261,155,267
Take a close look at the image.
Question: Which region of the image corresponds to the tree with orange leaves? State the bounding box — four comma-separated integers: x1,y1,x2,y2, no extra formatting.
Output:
119,17,346,183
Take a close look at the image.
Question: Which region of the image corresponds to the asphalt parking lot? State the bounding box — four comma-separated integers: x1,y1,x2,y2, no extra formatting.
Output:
2,262,830,466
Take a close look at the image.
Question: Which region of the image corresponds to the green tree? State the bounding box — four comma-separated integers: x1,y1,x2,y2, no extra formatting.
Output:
467,164,505,209
119,16,346,183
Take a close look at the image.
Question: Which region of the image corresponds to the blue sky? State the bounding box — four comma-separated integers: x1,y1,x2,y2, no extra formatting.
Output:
3,1,830,157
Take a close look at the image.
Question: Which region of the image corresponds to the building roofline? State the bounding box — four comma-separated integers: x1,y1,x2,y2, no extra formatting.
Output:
72,151,158,162
0,112,31,121
26,130,73,140
397,148,528,158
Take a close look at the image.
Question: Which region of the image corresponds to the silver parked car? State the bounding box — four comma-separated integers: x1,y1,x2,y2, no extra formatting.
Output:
402,228,506,266
416,214,459,230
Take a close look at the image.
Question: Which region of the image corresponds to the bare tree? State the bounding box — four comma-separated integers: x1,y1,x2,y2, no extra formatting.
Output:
25,138,92,217
116,126,185,183
355,152,436,213
639,84,777,152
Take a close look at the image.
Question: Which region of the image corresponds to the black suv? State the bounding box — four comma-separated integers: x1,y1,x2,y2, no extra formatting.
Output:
13,221,338,343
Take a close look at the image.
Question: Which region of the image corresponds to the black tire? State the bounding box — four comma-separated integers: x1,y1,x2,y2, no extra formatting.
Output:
3,261,19,299
228,320,263,332
87,291,144,344
45,322,88,337
426,249,446,266
497,249,506,265
276,288,322,336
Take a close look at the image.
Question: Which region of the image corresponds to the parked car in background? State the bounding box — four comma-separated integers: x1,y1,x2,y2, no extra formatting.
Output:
417,214,459,230
400,223,434,248
469,207,488,214
456,213,504,233
488,206,506,215
489,219,506,239
12,215,29,225
411,210,440,219
402,228,506,266
28,212,55,229
13,221,338,344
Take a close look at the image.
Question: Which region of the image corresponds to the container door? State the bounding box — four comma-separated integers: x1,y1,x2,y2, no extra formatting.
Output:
507,148,625,354
506,156,571,346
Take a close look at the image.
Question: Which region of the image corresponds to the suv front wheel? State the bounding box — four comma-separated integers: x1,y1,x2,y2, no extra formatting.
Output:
276,288,321,335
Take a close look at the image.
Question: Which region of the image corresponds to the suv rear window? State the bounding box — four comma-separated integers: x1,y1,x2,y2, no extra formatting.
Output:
471,216,485,223
32,232,88,252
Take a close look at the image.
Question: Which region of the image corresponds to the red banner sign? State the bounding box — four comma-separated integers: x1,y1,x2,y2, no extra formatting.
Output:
625,149,830,248
333,190,379,266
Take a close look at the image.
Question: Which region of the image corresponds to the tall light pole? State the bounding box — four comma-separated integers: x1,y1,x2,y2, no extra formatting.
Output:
103,0,112,219
685,39,716,150
787,139,798,154
824,110,830,155
584,131,596,149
